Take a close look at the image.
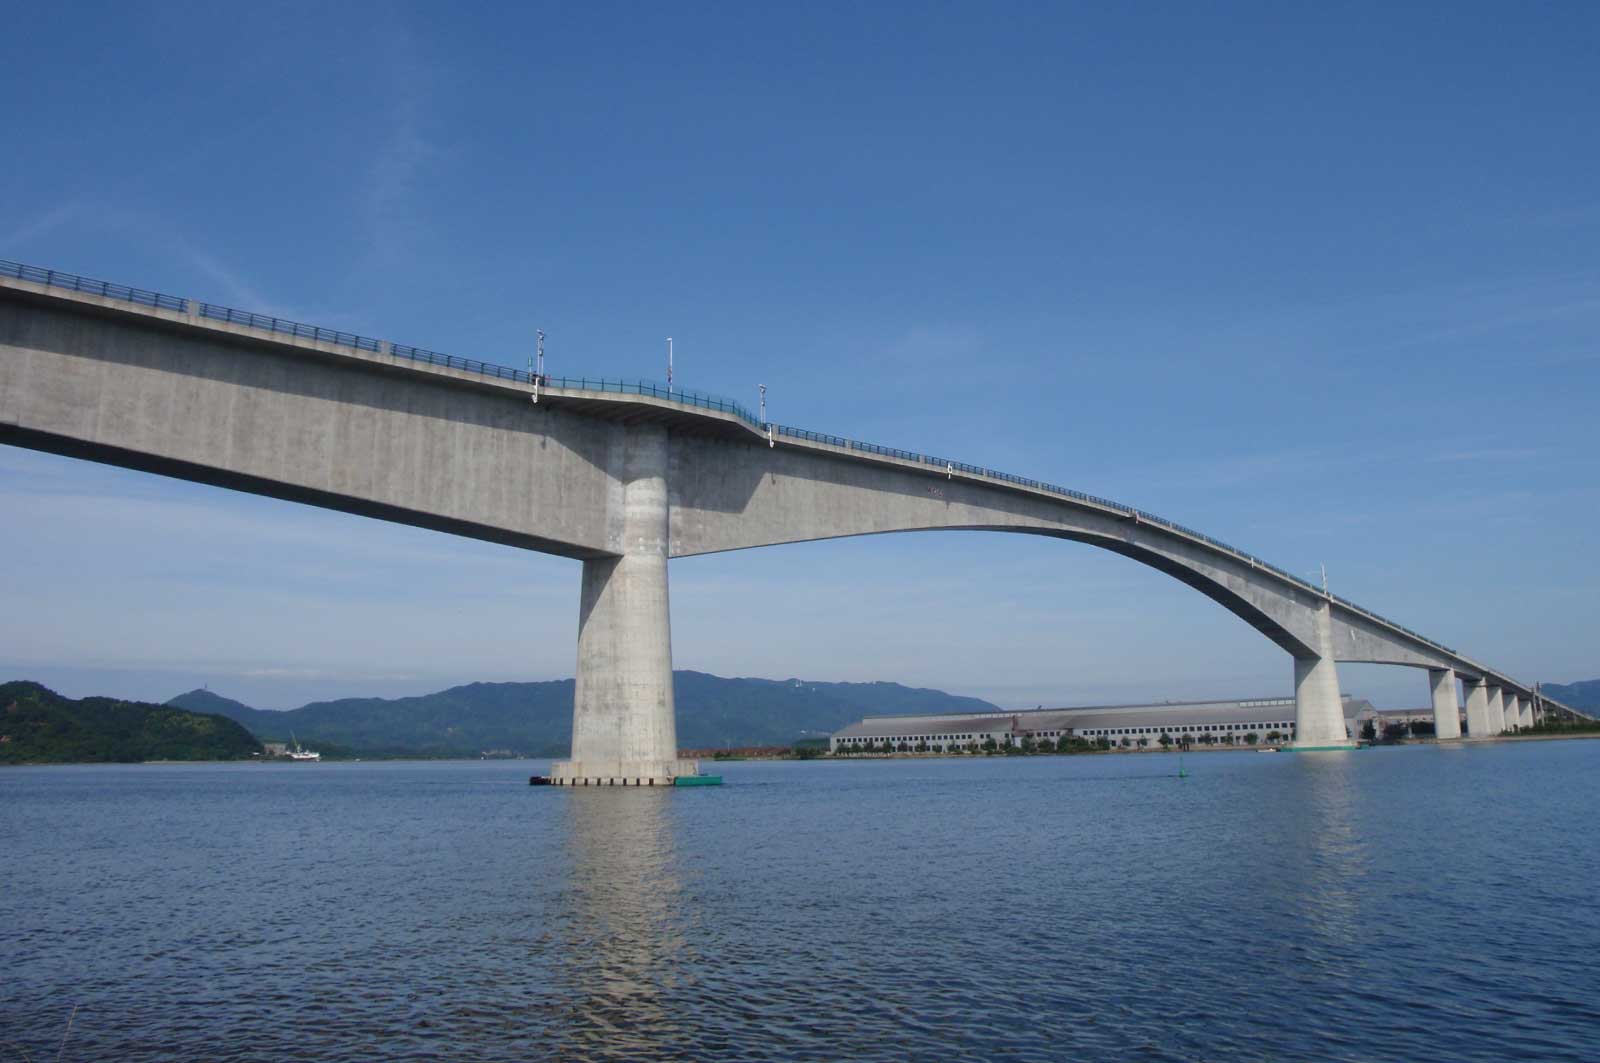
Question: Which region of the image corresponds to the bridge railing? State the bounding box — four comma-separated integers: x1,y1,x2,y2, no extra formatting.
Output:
544,377,761,425
768,424,1457,656
200,304,385,352
0,257,1461,662
1,259,187,312
0,260,764,424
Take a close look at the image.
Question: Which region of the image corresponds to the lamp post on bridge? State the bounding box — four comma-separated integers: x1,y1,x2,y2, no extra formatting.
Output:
530,329,545,403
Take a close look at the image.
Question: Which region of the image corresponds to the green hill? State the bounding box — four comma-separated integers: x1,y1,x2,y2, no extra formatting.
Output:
0,681,262,764
168,671,1000,757
1543,679,1600,713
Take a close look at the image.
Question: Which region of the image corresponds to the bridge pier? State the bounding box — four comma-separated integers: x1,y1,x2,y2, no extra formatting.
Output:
1520,696,1535,730
1291,602,1356,750
1486,685,1506,736
1463,677,1490,736
550,426,698,787
1429,668,1463,740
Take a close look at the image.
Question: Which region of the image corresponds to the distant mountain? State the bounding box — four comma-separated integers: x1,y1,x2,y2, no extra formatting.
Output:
162,688,292,739
168,671,1000,757
1,681,261,764
1543,680,1600,713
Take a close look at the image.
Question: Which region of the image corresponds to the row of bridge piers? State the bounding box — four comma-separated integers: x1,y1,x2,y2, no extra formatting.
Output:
1429,668,1540,739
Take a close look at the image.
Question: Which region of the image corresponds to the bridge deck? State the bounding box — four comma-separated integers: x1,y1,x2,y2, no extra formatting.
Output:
1,259,1576,716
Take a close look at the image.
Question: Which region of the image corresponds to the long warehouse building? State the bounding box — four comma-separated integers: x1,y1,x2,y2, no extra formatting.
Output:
830,696,1380,753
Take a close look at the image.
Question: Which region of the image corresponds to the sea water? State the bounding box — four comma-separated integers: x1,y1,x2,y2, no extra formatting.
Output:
3,741,1597,1061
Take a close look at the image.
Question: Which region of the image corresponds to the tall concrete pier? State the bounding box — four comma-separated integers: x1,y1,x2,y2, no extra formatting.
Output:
1429,668,1463,739
554,426,695,785
1464,678,1491,736
0,261,1584,778
1487,686,1506,736
1292,603,1352,748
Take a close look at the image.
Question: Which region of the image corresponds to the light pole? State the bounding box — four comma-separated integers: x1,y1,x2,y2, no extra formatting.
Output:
667,337,673,393
531,329,545,403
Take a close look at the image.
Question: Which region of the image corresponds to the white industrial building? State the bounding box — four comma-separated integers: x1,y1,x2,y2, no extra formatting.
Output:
830,696,1377,753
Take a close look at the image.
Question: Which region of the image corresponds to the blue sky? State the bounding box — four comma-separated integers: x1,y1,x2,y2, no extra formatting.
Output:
2,2,1596,710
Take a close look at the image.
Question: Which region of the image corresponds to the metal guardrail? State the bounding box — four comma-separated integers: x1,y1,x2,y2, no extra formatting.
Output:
1,259,187,312
0,257,1470,667
1,259,763,426
200,304,384,352
769,423,1456,656
537,376,760,424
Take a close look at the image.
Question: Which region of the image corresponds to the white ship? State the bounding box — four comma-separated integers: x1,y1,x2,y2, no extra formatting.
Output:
287,732,321,761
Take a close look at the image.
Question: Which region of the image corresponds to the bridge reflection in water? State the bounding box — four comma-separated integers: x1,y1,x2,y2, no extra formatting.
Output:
546,791,693,1059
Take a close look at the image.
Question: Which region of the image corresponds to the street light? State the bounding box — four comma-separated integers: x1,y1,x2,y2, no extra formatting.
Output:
530,329,545,404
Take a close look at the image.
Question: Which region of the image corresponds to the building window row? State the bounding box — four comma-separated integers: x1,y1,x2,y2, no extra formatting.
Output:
1077,721,1293,737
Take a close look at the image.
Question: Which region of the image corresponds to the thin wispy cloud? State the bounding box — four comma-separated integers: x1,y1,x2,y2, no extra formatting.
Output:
177,246,280,313
0,201,297,317
361,23,443,269
1,202,84,251
241,667,422,682
1427,447,1548,464
1210,271,1600,366
1521,203,1600,230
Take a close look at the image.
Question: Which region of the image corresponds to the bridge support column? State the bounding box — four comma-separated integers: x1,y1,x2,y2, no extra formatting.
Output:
1463,677,1490,737
1291,602,1355,750
1429,668,1462,740
550,425,698,787
1486,685,1506,736
1520,696,1534,730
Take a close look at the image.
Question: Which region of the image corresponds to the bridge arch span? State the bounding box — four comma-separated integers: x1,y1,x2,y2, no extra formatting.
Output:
2,263,1561,784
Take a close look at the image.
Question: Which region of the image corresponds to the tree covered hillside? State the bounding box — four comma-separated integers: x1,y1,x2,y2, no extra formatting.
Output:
0,681,262,764
169,671,1002,757
1543,679,1600,713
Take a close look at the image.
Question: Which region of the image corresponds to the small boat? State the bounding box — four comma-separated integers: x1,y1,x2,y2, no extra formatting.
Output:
287,732,321,761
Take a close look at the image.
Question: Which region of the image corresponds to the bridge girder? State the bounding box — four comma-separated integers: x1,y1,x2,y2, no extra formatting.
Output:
1,269,1558,776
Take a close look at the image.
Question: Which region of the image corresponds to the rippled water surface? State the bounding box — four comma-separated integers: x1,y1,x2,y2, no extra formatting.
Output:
4,742,1599,1061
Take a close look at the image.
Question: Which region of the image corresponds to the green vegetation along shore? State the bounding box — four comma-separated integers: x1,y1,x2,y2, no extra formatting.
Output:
0,681,262,764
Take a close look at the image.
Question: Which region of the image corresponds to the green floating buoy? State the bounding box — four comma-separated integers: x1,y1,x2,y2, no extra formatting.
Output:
1177,754,1188,779
674,775,723,787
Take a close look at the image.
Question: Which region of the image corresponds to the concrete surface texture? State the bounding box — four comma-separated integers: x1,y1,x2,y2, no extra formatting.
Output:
552,425,696,785
1429,668,1463,740
1487,686,1506,736
1464,679,1491,737
1,272,1576,776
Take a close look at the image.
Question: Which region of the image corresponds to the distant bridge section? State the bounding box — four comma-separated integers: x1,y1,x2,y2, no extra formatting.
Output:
0,261,1581,781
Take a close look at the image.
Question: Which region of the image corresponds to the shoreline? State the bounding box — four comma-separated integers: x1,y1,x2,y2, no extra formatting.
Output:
6,730,1598,767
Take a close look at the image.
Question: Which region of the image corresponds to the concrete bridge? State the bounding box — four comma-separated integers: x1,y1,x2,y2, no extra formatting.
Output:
0,261,1581,783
